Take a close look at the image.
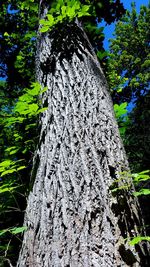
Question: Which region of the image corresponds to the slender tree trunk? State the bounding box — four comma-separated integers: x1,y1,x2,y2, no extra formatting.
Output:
17,9,149,267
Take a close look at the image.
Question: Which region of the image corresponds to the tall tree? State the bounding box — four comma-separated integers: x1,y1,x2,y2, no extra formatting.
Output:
0,2,127,265
17,1,149,266
107,3,150,104
106,3,150,171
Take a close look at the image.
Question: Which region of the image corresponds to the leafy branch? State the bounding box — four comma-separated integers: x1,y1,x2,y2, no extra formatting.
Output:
40,0,91,33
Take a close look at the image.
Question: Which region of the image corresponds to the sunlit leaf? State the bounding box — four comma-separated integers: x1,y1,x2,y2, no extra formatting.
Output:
17,166,26,171
133,189,150,197
10,226,27,235
129,236,150,245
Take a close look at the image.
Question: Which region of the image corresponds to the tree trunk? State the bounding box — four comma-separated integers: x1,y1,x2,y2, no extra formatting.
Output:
17,13,149,267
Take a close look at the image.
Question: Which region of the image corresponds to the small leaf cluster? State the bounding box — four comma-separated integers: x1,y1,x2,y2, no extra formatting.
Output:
7,82,47,120
129,236,150,246
110,170,150,197
40,0,91,33
0,226,27,237
0,82,47,175
132,170,150,197
114,102,129,136
0,160,26,177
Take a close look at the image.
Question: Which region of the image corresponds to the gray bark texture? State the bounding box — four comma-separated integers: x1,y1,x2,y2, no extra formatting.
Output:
17,10,149,267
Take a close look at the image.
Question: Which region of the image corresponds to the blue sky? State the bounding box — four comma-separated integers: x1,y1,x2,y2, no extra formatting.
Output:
103,0,150,50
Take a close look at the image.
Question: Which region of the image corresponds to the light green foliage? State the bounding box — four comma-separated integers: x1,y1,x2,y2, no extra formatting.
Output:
40,0,91,32
132,170,150,197
0,82,47,172
0,226,27,237
0,82,47,261
133,189,150,197
0,184,19,194
114,102,128,136
6,82,47,126
110,171,132,193
110,170,150,197
0,159,26,177
129,236,150,246
132,170,150,184
114,102,127,119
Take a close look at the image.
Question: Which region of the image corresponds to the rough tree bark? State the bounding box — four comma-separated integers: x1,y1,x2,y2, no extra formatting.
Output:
17,4,149,267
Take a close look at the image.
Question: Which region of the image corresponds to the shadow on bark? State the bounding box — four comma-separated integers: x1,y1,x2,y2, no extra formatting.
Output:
111,187,150,266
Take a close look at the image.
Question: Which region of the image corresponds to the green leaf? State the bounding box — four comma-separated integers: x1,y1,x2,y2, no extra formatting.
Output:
0,226,27,237
114,102,128,119
17,166,26,171
47,14,54,24
66,6,75,18
14,133,23,141
129,236,150,245
25,123,36,130
40,26,50,33
97,51,108,60
6,146,19,155
40,86,48,94
39,19,49,26
6,116,25,126
4,32,9,37
37,107,48,114
133,189,150,197
61,6,67,17
19,93,34,103
28,103,39,115
132,170,150,183
10,226,27,235
119,126,126,135
0,229,7,236
14,102,29,115
0,160,12,168
0,184,18,193
78,5,91,17
28,82,41,95
111,185,130,192
17,55,23,61
139,170,150,174
1,169,17,177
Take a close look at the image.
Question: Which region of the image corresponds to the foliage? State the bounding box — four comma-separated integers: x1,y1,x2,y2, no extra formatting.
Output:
110,170,150,196
0,226,27,237
107,3,150,104
0,81,47,265
129,236,150,246
0,0,38,94
132,170,150,197
107,5,150,241
40,0,91,33
114,102,128,136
